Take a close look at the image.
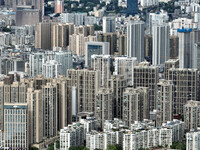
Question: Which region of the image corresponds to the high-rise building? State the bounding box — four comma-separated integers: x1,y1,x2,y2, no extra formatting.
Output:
108,75,127,119
102,16,115,33
69,34,97,55
113,56,138,86
157,80,173,127
167,68,198,114
193,43,200,70
144,35,152,61
133,61,159,111
35,22,73,50
29,52,44,77
28,50,73,77
184,100,200,131
4,103,29,149
27,88,43,145
126,0,138,16
51,23,68,49
170,36,179,59
118,34,127,55
186,131,200,150
123,87,150,127
178,29,200,68
54,0,64,14
149,11,169,34
98,33,117,55
127,20,144,62
0,81,28,103
91,55,113,87
60,13,87,25
35,22,52,50
16,8,42,26
95,88,113,129
164,59,179,79
85,42,110,68
74,25,94,36
0,82,3,130
42,83,57,138
42,60,62,78
67,69,100,113
152,23,170,65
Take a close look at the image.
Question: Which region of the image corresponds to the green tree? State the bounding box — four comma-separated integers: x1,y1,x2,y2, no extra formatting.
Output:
2,27,11,32
107,144,122,150
56,140,60,149
94,24,102,31
170,142,186,150
47,143,54,150
30,147,39,150
69,145,89,150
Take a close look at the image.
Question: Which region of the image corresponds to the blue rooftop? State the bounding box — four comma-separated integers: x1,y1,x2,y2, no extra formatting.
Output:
177,28,193,33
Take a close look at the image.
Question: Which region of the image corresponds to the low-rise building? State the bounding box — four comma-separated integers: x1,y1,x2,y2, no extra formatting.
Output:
60,123,84,150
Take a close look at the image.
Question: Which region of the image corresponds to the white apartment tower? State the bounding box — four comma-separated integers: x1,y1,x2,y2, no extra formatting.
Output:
152,23,170,65
127,20,145,62
91,55,113,87
103,16,115,33
184,100,200,131
113,56,138,86
157,79,173,127
186,131,200,150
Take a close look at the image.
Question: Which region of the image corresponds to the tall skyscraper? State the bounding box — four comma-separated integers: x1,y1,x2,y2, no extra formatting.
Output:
67,69,100,113
55,0,64,14
69,34,97,55
35,22,52,50
127,21,144,62
170,36,179,59
167,68,198,114
42,83,57,138
157,80,173,127
149,11,169,34
102,16,115,33
152,23,170,65
0,82,3,130
29,50,73,77
0,81,28,103
85,42,110,68
16,8,42,26
118,34,127,55
123,87,150,127
108,75,127,119
27,88,43,145
144,35,152,61
91,55,113,87
4,103,29,149
95,88,113,129
113,56,138,86
186,131,200,150
178,29,200,68
51,23,68,49
133,61,158,111
98,33,117,55
126,0,138,16
164,59,179,79
184,100,200,131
